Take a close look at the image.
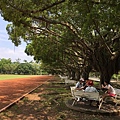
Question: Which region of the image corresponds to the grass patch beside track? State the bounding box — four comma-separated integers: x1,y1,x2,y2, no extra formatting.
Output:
0,75,39,81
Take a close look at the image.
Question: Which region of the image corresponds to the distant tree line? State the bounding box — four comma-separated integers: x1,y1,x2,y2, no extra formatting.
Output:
0,58,43,75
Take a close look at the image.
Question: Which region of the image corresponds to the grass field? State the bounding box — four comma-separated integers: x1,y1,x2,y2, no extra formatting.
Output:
0,75,39,80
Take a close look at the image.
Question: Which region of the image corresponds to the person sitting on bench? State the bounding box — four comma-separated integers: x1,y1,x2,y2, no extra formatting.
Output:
101,81,116,101
84,80,98,105
84,80,98,92
75,78,85,90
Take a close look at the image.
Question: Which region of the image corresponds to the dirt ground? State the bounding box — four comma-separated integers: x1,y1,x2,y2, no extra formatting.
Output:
0,75,53,110
0,76,120,120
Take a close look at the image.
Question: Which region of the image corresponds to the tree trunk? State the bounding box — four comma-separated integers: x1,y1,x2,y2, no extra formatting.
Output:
75,70,80,80
99,71,111,84
71,70,75,80
92,47,120,85
82,65,92,80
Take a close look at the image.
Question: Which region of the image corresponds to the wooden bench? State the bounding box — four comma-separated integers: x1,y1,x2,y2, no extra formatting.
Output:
59,75,68,80
98,88,120,109
114,88,120,107
65,79,76,85
70,87,101,108
59,75,76,85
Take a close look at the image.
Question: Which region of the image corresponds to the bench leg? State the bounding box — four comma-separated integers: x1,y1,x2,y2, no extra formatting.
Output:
72,97,81,106
72,99,76,106
99,98,103,110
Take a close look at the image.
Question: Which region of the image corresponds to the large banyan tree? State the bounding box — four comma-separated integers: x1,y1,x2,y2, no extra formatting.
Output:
0,0,120,83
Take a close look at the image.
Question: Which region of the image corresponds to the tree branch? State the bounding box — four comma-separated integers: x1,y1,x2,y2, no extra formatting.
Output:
5,0,65,13
86,1,113,56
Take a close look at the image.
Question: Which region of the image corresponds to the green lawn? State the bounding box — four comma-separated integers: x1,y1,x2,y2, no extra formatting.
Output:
0,75,38,80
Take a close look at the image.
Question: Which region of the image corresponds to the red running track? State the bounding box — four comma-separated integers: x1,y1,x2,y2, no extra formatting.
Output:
0,75,53,111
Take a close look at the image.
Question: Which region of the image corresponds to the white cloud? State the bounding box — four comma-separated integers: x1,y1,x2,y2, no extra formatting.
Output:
0,30,9,41
0,45,34,62
0,17,34,63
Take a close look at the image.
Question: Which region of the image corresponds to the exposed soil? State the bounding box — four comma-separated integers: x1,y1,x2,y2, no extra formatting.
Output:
0,75,53,110
0,76,120,120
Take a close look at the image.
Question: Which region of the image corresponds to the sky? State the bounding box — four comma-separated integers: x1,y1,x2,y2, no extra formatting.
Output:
0,15,34,62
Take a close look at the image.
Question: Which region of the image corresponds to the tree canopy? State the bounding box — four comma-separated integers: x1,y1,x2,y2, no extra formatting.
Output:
0,0,120,83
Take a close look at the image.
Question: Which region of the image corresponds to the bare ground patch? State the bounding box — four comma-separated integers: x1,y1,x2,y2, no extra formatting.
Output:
0,77,120,120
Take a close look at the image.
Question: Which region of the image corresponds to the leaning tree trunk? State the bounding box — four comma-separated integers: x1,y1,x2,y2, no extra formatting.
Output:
75,69,80,80
82,65,92,80
94,52,119,85
99,69,112,84
71,70,76,80
67,69,72,79
92,45,120,85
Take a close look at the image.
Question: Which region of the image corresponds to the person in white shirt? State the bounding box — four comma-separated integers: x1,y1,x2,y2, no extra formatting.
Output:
101,81,116,101
84,80,98,92
84,80,98,106
75,78,85,90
